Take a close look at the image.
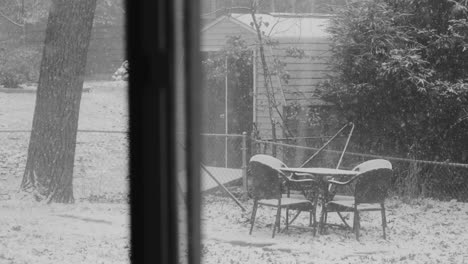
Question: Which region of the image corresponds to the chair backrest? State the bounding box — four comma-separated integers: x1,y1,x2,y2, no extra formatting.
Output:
353,160,393,204
352,159,392,172
249,154,287,172
330,159,391,196
248,155,287,200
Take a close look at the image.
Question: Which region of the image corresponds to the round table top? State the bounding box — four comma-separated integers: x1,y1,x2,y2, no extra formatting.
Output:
279,167,358,176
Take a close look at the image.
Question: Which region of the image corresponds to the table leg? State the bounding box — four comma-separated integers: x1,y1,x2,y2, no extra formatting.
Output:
318,181,327,235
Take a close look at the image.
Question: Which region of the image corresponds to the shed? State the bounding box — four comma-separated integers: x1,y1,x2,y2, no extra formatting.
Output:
201,13,333,141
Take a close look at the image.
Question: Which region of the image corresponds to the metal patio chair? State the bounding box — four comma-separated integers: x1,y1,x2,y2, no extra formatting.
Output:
248,154,319,238
322,159,393,240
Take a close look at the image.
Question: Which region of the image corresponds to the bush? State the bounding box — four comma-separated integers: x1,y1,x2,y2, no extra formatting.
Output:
0,46,41,88
0,71,22,88
112,60,128,81
316,0,468,199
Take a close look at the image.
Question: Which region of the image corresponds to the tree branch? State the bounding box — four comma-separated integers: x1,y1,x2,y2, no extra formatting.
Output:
0,9,23,27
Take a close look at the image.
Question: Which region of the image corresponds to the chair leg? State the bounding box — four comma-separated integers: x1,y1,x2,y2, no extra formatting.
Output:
285,207,289,232
354,210,360,241
312,197,318,235
352,211,357,231
277,212,281,232
310,209,317,236
319,203,327,234
309,210,312,227
337,212,351,229
313,205,317,226
288,211,301,226
249,200,258,235
381,203,387,239
272,205,282,238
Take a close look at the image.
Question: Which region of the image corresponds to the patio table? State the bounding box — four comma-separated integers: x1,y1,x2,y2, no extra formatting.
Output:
279,167,358,234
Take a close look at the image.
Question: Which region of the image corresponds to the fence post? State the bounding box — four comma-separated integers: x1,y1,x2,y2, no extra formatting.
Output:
225,134,228,168
272,122,277,157
241,131,248,195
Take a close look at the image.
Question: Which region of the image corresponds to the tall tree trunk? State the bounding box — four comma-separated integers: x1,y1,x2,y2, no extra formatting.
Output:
250,1,278,156
249,1,295,156
21,0,98,203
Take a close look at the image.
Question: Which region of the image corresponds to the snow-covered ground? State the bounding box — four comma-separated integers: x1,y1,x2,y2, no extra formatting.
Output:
196,193,468,264
0,81,129,264
4,80,468,264
0,81,129,200
177,166,242,192
0,199,129,264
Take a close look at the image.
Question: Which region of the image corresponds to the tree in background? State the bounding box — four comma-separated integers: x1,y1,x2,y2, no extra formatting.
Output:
0,0,123,25
0,1,49,88
21,0,98,203
0,0,123,87
316,0,468,198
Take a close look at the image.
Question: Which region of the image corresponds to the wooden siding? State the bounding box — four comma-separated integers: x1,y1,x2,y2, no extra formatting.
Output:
253,38,332,138
254,47,285,139
201,16,333,139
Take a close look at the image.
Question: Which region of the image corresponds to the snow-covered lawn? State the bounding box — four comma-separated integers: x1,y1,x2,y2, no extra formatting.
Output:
4,80,468,264
0,81,129,200
199,193,468,264
0,199,129,264
0,81,129,264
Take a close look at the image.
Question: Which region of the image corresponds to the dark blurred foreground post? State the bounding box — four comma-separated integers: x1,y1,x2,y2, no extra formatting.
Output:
128,0,201,264
21,0,98,203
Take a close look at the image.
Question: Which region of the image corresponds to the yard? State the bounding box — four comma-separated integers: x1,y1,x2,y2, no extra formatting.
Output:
0,81,129,264
195,189,468,264
2,80,468,264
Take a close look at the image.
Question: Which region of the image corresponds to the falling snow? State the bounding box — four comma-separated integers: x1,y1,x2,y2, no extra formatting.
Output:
0,81,129,264
185,191,468,264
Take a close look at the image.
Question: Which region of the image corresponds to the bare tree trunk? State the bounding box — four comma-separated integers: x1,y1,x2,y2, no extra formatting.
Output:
21,0,98,203
250,1,278,156
250,1,296,157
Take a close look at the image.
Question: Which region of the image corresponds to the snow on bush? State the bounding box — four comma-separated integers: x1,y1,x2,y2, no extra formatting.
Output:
112,60,128,81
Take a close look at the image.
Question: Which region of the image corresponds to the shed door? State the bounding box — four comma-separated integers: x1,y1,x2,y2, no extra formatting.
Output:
201,51,253,168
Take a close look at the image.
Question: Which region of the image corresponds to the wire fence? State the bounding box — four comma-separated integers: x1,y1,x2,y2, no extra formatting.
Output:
252,137,468,202
0,130,128,203
4,128,462,204
199,133,248,193
201,133,246,168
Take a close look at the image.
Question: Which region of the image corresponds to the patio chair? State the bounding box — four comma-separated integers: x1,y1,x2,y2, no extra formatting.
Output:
248,154,319,238
322,159,392,240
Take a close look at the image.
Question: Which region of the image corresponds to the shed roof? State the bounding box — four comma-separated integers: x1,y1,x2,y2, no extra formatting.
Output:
231,13,331,40
202,15,257,35
202,13,331,41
